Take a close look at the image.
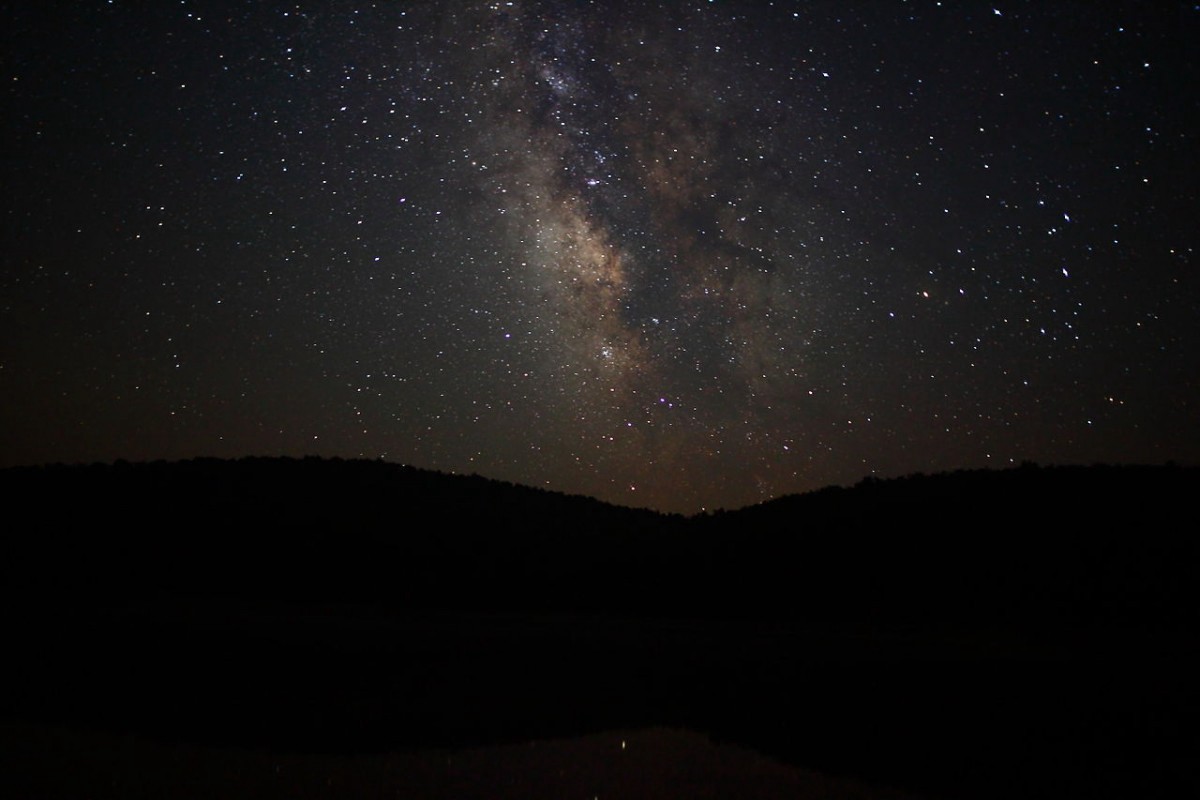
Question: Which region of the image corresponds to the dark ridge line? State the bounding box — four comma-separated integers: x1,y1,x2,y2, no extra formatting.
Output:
2,453,1194,517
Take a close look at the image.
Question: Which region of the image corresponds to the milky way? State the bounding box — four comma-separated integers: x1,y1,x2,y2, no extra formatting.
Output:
2,2,1197,512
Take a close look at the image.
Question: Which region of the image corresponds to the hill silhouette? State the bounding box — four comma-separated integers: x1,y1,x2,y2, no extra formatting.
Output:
2,458,1197,798
2,456,679,613
4,457,1195,626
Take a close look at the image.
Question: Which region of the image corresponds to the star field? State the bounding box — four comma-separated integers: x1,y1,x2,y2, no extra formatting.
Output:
2,1,1197,512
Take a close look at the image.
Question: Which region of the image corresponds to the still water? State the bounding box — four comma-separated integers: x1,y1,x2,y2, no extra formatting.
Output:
2,721,923,799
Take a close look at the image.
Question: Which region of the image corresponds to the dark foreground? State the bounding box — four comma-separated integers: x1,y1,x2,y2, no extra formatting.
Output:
4,601,1196,799
1,720,928,800
2,460,1198,797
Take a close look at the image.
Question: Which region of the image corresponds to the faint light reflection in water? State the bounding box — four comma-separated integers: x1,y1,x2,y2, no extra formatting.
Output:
2,722,927,799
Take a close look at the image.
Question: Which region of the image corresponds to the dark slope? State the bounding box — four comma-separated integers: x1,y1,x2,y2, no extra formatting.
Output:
4,458,1196,626
694,462,1200,629
2,456,681,612
2,459,1198,799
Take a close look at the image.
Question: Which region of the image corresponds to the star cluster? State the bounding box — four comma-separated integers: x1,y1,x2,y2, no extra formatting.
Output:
2,1,1196,512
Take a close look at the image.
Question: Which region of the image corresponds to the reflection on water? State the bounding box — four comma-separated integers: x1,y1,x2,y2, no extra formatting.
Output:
1,721,924,799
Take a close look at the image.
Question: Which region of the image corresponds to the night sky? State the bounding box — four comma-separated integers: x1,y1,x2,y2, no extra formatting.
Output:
3,1,1197,513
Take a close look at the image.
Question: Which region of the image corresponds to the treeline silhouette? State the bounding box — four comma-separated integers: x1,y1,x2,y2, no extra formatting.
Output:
3,456,675,613
3,458,1198,798
3,456,1196,631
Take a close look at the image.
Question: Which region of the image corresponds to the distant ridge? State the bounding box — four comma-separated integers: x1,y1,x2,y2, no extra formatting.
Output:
2,457,1196,628
4,454,1193,515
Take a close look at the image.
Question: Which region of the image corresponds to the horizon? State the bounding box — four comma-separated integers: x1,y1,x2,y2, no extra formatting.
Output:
4,453,1193,517
3,3,1197,515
